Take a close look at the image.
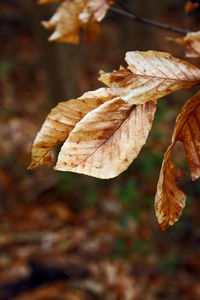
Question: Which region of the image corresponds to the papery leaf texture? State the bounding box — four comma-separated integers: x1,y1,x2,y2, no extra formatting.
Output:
29,85,156,178
169,31,200,58
99,50,200,104
29,49,200,229
28,88,115,169
55,99,157,178
155,91,200,230
40,0,114,44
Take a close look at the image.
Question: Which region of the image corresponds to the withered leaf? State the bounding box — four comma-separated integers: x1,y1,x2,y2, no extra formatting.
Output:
41,0,114,44
37,0,62,4
29,49,200,229
28,88,115,169
55,99,157,178
169,31,200,58
79,0,114,23
99,50,200,105
155,91,200,230
184,1,199,13
42,0,84,44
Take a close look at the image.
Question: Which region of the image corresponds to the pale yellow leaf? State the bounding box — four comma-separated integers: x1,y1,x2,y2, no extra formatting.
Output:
28,88,115,169
55,99,157,178
99,50,200,105
155,90,200,230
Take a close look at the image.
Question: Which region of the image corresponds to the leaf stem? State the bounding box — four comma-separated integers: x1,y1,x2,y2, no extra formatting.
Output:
110,6,189,35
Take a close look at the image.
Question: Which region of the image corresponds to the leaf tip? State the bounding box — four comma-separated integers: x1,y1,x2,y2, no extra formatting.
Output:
48,31,62,42
99,70,105,75
27,164,34,170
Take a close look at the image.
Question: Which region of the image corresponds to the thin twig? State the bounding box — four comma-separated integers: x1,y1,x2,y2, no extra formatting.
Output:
110,6,189,35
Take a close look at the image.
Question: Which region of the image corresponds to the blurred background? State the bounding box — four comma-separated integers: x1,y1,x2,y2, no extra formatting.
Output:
1,0,200,299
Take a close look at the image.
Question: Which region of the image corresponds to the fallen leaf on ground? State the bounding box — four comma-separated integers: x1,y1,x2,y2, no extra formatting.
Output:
155,91,200,230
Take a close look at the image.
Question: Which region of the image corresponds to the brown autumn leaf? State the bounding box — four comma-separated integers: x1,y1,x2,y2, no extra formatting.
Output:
29,50,200,227
54,99,157,178
41,0,85,44
28,88,116,169
169,31,200,58
184,1,199,13
37,0,62,4
99,50,200,105
79,0,114,24
155,90,200,230
41,0,114,44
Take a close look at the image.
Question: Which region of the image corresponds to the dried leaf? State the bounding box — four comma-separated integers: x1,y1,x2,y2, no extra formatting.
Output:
83,20,101,44
79,0,114,23
184,1,199,13
28,88,115,169
99,51,200,104
155,91,200,230
169,31,200,58
42,0,84,44
55,99,157,178
41,0,114,44
37,0,61,4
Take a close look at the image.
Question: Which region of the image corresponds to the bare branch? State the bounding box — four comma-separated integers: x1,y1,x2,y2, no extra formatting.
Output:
110,6,189,35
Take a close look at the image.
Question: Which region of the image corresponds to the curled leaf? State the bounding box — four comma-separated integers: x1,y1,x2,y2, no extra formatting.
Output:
29,49,200,229
41,0,114,44
184,1,199,13
155,91,200,230
42,0,85,44
28,88,115,169
55,99,157,178
29,88,156,178
169,31,200,58
99,50,200,104
79,0,114,23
